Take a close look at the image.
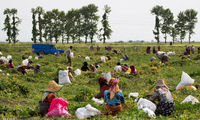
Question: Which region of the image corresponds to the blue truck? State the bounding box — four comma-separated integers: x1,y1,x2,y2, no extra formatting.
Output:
32,44,65,55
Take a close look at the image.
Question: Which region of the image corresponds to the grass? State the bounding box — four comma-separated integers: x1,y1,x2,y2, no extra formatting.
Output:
0,43,200,120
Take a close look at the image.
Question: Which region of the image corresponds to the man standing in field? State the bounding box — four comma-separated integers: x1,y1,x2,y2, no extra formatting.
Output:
66,46,73,66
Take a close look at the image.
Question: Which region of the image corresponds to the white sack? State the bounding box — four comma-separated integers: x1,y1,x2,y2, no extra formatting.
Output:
167,51,175,56
157,51,166,55
176,71,194,90
105,72,112,82
35,56,38,60
59,70,71,84
74,69,81,76
101,56,106,63
0,56,9,64
71,52,74,58
0,52,2,56
142,107,156,118
0,69,2,72
129,92,139,98
85,56,90,61
114,65,122,72
7,55,12,60
137,98,156,112
28,56,32,59
75,104,101,119
92,97,104,105
22,59,29,66
120,59,124,62
181,95,199,104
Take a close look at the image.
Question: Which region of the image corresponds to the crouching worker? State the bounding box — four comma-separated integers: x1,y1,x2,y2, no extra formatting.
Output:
40,81,71,118
130,64,138,76
34,64,41,74
149,80,174,116
95,76,110,99
104,78,125,115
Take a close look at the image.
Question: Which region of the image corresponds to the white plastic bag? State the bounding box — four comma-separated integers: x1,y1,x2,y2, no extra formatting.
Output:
85,56,90,61
0,52,2,56
157,51,166,55
105,72,111,82
114,65,122,72
137,98,156,112
142,107,156,118
35,56,38,60
181,95,199,104
28,56,32,59
7,55,12,60
176,71,194,90
59,70,71,84
120,59,124,62
0,69,2,72
92,97,104,105
101,56,106,63
74,69,81,76
75,104,101,119
0,56,9,64
71,52,74,58
167,51,175,56
129,92,139,98
22,59,29,66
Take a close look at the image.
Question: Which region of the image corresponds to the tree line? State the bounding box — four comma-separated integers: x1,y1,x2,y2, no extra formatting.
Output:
2,4,112,44
151,5,198,44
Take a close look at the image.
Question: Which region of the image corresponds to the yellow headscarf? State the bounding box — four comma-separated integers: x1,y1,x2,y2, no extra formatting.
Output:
109,78,120,100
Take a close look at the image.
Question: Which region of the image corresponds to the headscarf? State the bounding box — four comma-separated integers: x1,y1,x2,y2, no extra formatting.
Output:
156,80,169,93
109,78,120,100
130,65,136,73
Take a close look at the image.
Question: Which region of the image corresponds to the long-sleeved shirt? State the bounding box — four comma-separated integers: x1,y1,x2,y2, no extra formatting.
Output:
104,90,125,106
150,88,173,103
66,48,71,57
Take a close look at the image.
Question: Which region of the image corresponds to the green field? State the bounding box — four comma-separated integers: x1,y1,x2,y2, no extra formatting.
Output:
0,43,200,120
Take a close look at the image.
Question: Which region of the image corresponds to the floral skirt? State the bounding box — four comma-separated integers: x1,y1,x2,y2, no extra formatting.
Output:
155,102,175,116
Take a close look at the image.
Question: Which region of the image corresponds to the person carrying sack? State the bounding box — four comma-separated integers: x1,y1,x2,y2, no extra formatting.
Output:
149,80,175,116
66,46,73,66
104,78,125,115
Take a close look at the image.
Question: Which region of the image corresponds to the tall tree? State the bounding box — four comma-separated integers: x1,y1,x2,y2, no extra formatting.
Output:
101,5,112,43
43,11,54,43
151,5,164,43
161,8,174,43
175,12,187,44
2,9,12,43
10,8,21,43
36,6,44,43
31,8,37,43
170,25,178,43
184,9,198,43
59,11,66,44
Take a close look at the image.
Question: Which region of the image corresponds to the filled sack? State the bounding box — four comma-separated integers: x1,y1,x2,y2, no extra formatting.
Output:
28,56,32,59
142,107,156,118
7,55,12,60
22,59,29,66
105,72,111,82
71,52,74,58
75,104,101,119
92,97,104,105
157,51,166,55
129,92,139,98
181,95,199,104
0,52,2,56
176,71,194,90
35,56,38,60
74,69,81,76
137,98,156,112
85,56,90,61
114,66,122,72
59,70,71,84
167,51,175,56
100,56,106,63
0,56,9,64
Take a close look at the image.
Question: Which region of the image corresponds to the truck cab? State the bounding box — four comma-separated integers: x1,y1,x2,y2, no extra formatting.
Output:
32,44,64,55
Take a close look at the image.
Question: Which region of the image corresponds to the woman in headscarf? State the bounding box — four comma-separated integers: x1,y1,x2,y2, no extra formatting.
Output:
104,78,125,115
130,64,138,76
149,80,174,116
95,76,110,99
89,64,98,73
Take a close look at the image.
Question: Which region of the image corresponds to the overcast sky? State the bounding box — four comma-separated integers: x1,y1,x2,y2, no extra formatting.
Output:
0,0,200,43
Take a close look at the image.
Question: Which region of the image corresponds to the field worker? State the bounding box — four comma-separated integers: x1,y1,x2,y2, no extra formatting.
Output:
34,64,41,74
104,78,125,115
17,64,27,75
130,64,138,76
67,67,74,80
66,46,73,66
153,46,156,54
146,46,151,54
198,47,200,54
22,54,26,60
151,56,156,62
149,80,175,116
191,45,195,54
8,59,14,69
95,76,110,99
97,45,100,52
81,62,89,71
42,81,71,118
158,46,161,51
89,64,98,73
95,63,100,68
121,63,129,72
